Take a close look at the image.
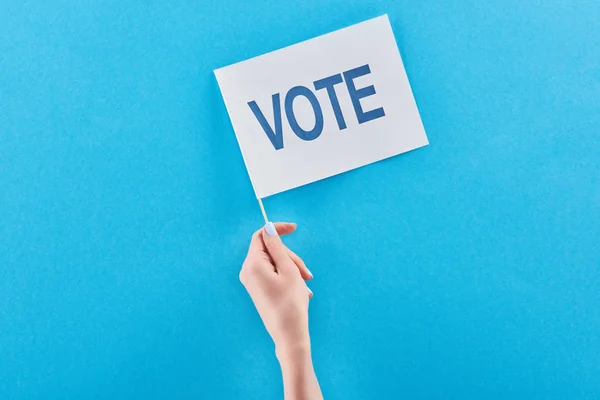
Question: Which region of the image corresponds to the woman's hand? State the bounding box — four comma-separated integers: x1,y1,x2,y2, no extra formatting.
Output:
240,222,323,400
239,222,313,354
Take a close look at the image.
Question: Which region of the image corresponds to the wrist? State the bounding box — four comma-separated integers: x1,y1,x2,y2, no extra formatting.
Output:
276,340,321,399
276,339,312,367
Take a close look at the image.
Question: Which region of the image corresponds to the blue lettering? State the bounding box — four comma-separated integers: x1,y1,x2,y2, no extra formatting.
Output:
343,64,386,124
247,64,385,151
284,86,324,141
248,94,284,150
313,74,347,130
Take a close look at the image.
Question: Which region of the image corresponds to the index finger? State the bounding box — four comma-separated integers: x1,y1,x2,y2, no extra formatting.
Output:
248,222,297,253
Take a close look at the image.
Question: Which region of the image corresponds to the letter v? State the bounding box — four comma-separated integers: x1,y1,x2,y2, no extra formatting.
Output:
247,94,284,150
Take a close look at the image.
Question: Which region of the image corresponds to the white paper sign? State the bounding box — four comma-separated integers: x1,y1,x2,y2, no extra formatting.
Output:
215,15,428,198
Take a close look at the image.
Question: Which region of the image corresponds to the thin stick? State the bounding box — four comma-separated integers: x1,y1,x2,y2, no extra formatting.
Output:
257,198,269,224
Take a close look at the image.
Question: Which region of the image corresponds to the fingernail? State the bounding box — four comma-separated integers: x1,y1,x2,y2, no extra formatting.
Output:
308,287,314,297
265,222,278,236
306,268,314,279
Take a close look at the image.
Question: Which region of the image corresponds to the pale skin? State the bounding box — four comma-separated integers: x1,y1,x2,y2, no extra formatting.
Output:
239,222,323,400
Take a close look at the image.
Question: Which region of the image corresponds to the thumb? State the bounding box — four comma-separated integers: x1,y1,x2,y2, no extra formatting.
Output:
262,222,295,274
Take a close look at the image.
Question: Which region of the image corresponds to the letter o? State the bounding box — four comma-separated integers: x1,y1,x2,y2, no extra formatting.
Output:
284,86,324,141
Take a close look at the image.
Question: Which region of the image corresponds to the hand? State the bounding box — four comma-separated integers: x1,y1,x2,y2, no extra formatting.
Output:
239,222,313,355
240,222,323,400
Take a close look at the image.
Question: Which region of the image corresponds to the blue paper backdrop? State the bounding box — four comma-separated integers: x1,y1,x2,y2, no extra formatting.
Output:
1,1,599,399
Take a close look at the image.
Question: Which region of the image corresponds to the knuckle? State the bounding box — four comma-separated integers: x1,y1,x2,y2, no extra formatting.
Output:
241,259,262,281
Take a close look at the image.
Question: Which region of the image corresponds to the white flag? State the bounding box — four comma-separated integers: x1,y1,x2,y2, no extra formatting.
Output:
215,15,428,198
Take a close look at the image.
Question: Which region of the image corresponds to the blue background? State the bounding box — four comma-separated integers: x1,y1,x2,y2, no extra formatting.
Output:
1,0,599,399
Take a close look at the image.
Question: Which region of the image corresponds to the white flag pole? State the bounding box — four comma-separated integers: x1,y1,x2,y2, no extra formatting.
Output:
257,198,269,224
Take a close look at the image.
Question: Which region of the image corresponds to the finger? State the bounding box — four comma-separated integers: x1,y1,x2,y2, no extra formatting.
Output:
248,222,297,254
275,222,297,236
262,222,296,274
244,232,273,275
247,229,263,251
288,248,313,280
